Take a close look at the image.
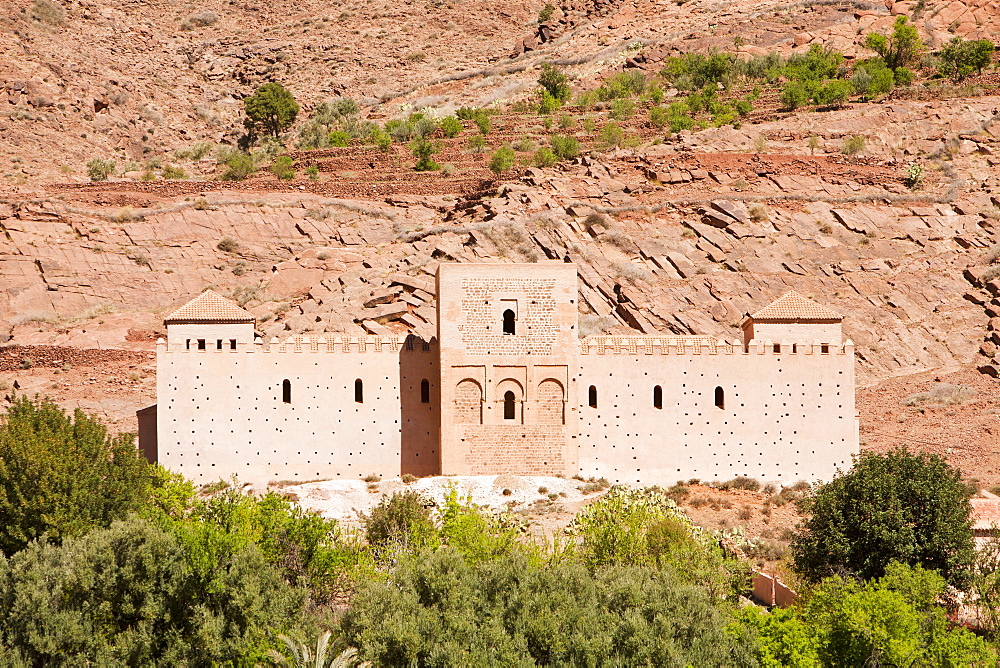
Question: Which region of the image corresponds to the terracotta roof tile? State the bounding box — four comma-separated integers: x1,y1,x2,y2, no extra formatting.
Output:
164,289,254,324
750,291,842,321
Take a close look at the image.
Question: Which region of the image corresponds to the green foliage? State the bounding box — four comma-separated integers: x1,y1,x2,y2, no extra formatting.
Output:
270,155,296,180
599,121,625,147
244,82,299,138
467,134,487,153
488,146,516,176
0,397,152,557
609,98,635,121
220,149,255,180
343,548,745,666
538,2,554,22
780,80,811,110
550,134,580,159
534,146,558,167
940,37,995,80
791,448,975,586
411,136,441,171
737,564,992,667
439,115,462,138
161,164,186,179
0,517,305,665
369,128,392,151
473,111,492,135
86,158,115,181
647,82,664,104
538,63,571,102
842,135,866,155
305,165,319,180
660,51,737,90
438,487,522,565
865,16,923,70
596,70,647,100
363,489,436,551
328,130,351,147
538,89,562,114
784,44,844,82
814,79,853,107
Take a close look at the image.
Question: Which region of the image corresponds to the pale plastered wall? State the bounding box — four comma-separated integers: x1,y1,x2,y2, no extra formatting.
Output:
577,337,858,485
157,334,439,485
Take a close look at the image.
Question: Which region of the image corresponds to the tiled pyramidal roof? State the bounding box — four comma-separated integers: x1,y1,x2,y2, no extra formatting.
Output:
750,291,843,321
164,289,255,324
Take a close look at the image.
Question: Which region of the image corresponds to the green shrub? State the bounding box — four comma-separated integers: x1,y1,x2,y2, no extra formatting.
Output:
328,130,350,146
538,63,571,102
370,127,392,151
533,146,558,167
220,150,254,180
305,165,319,180
610,98,635,120
468,134,487,153
597,70,647,100
779,81,810,110
86,158,116,181
474,112,491,135
939,37,995,80
243,82,299,138
538,2,554,22
488,146,516,176
734,98,753,116
161,164,186,179
0,517,306,664
269,155,295,180
363,489,436,550
649,105,669,128
440,115,462,138
0,397,153,557
550,134,579,159
647,82,664,104
842,135,865,155
599,121,625,147
411,136,441,171
538,89,562,114
815,79,853,107
792,448,975,586
865,16,923,70
342,548,745,666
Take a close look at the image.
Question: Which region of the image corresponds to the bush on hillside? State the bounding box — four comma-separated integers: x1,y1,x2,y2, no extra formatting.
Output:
939,37,995,80
86,158,116,182
244,82,299,138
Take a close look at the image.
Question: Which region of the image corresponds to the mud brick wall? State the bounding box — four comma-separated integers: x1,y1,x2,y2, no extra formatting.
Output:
461,425,566,475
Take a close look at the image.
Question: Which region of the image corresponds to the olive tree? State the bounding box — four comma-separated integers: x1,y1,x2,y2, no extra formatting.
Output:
244,82,299,138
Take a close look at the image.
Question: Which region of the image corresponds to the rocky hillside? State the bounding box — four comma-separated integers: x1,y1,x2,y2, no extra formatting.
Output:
2,0,1000,468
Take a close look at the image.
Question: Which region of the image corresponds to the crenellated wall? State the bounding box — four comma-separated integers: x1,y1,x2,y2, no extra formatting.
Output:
156,335,439,484
576,336,857,485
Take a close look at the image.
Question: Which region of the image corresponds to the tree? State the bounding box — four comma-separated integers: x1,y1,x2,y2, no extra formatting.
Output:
488,146,516,177
939,38,995,80
865,16,923,70
0,397,152,556
736,563,993,666
779,80,811,110
0,517,306,664
538,63,571,103
814,79,853,108
410,136,441,171
342,548,746,666
791,449,975,586
244,82,299,138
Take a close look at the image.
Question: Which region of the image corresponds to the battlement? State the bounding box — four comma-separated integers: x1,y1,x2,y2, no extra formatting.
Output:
578,336,854,356
159,334,437,353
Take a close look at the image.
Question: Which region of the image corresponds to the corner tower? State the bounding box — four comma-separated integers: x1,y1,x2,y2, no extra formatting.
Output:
436,262,579,476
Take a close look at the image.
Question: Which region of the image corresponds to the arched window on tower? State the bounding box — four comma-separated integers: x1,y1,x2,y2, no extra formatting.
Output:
653,385,662,410
503,391,516,420
502,309,516,335
282,379,291,404
355,379,364,403
714,386,725,410
420,378,430,404
588,385,598,408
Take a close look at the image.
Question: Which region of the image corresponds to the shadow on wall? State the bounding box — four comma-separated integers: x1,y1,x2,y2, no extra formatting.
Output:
399,336,441,477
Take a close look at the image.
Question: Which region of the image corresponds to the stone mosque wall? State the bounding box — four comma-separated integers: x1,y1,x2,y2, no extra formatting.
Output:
149,261,859,486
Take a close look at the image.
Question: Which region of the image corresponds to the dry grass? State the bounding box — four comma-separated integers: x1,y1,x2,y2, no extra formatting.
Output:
903,382,976,407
